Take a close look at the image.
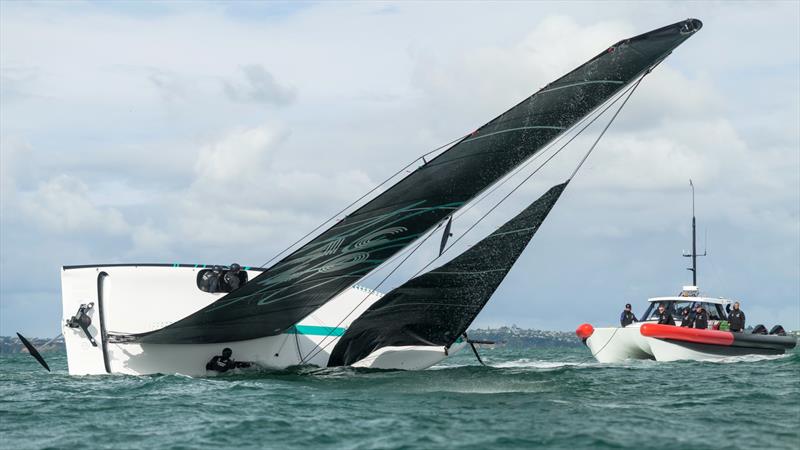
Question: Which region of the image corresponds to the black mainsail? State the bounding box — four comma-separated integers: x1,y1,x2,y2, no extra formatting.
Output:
134,19,701,344
328,182,567,367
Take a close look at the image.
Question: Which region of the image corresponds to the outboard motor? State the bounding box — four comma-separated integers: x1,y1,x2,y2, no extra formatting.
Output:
751,324,768,335
768,325,786,336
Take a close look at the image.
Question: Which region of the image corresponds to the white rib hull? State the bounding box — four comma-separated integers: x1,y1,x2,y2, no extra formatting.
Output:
584,323,786,363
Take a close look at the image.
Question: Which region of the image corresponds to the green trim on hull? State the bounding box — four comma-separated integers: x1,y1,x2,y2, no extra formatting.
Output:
286,325,346,337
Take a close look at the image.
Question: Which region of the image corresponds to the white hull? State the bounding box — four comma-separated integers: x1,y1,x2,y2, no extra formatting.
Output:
61,265,464,376
585,322,787,363
584,324,655,363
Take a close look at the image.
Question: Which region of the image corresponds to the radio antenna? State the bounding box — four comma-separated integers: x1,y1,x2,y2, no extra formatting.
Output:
682,179,707,286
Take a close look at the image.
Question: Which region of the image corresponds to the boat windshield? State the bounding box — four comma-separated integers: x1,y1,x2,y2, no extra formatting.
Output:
643,301,727,322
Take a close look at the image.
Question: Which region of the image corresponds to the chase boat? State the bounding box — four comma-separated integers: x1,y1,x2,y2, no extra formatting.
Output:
576,183,797,363
577,286,796,363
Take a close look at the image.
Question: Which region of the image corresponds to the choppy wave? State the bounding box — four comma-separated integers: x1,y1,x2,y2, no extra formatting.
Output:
1,348,798,449
491,358,594,369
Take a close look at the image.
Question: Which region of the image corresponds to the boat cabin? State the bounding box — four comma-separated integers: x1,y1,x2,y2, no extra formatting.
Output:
639,286,734,323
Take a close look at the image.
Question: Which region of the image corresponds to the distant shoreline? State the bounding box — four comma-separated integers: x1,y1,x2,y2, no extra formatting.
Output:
1,326,582,354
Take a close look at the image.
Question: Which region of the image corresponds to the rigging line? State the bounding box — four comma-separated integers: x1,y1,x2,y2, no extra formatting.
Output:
274,328,294,358
451,80,635,224
588,326,621,360
294,325,302,360
258,133,468,268
334,73,644,328
297,76,642,363
351,150,573,286
355,80,636,286
299,68,653,364
299,225,440,364
568,74,645,181
41,333,63,348
279,213,449,326
452,134,561,223
355,225,442,284
298,224,442,364
412,73,648,278
445,61,664,258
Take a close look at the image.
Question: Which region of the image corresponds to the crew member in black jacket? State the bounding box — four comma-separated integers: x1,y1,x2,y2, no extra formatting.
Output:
620,303,638,327
693,304,709,329
206,348,251,373
726,302,746,332
656,304,675,325
680,307,694,327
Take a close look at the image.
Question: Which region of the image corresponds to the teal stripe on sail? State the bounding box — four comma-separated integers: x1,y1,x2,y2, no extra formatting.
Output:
286,325,346,336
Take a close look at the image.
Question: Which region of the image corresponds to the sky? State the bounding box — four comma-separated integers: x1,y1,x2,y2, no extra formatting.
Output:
1,1,798,337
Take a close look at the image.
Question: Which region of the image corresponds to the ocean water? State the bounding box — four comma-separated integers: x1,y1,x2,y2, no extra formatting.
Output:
1,347,798,450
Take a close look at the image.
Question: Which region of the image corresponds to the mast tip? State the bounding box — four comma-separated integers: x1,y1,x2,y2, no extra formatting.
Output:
684,19,703,32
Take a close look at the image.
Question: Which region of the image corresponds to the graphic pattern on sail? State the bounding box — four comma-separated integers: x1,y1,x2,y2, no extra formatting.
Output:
328,182,568,366
134,19,701,344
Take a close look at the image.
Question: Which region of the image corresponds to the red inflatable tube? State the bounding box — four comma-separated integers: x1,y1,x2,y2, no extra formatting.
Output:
640,323,734,346
575,323,594,340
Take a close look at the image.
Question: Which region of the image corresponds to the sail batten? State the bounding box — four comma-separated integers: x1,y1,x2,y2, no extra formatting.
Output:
130,19,701,344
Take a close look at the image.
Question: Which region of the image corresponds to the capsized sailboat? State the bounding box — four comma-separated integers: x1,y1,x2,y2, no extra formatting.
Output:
54,19,702,375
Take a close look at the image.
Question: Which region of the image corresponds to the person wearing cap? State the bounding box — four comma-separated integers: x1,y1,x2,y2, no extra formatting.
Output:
205,348,251,373
692,304,709,329
656,303,675,325
726,302,746,332
224,263,243,291
620,303,638,327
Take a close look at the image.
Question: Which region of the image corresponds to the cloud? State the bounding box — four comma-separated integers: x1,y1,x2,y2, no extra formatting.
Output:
223,64,296,106
0,65,39,103
130,220,171,255
173,123,375,249
194,123,288,183
147,68,190,104
19,175,130,235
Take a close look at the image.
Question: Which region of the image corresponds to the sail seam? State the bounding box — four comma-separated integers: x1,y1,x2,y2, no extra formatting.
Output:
486,226,540,238
429,268,508,275
540,79,624,94
461,126,566,144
